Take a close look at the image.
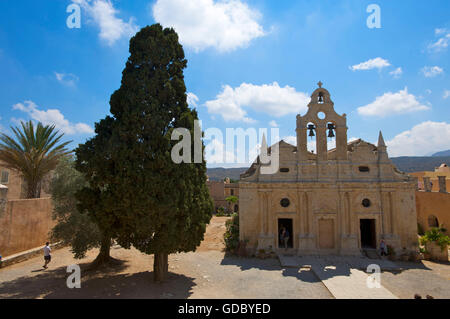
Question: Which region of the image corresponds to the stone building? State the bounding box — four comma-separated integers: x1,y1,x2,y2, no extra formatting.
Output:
206,177,239,213
0,162,51,201
239,82,418,256
410,163,450,193
415,167,449,235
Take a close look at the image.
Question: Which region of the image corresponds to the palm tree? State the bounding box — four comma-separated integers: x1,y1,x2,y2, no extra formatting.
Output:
0,120,72,198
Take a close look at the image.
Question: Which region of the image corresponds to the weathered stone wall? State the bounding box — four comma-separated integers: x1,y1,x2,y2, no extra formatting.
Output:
416,191,450,235
239,182,418,255
0,197,54,257
0,162,52,200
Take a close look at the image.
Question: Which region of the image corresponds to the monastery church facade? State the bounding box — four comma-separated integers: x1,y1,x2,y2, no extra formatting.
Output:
239,83,418,255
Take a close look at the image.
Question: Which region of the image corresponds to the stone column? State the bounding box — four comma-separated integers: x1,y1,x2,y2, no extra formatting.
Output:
381,191,390,235
258,191,266,235
335,125,348,160
316,124,327,162
297,126,308,161
298,191,315,254
423,177,432,192
438,176,447,193
257,190,274,251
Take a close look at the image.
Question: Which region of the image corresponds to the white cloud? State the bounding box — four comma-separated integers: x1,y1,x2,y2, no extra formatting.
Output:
444,90,450,99
387,121,450,157
204,82,310,122
187,92,199,107
204,138,236,164
73,0,138,46
428,28,450,52
389,67,402,79
152,0,265,52
269,120,278,127
421,66,444,78
12,101,94,135
357,87,430,117
350,57,391,71
55,72,79,87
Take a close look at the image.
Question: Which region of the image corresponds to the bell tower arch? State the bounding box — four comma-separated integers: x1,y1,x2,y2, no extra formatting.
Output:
297,82,348,162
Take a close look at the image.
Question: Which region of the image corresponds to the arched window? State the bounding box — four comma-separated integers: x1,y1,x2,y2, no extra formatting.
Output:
428,215,439,228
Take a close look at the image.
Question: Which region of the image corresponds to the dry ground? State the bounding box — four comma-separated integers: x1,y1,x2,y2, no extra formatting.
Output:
0,216,449,299
0,216,331,299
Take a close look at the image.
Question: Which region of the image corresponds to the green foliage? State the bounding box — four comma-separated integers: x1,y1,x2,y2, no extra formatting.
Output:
74,116,120,264
0,120,72,198
419,227,450,251
225,195,238,204
387,245,395,256
50,157,102,259
224,213,239,252
216,207,227,217
96,24,213,266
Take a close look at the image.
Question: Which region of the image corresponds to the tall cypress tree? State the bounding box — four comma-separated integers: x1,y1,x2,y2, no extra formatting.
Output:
74,116,119,266
110,24,213,281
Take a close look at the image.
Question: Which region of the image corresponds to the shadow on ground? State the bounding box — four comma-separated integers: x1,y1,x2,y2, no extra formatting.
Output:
0,259,195,299
221,252,441,282
220,254,321,283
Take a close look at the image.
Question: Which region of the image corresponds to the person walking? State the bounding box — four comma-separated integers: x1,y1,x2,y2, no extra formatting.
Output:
43,242,51,269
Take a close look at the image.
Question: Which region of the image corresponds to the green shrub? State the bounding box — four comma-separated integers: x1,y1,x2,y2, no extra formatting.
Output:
420,227,450,252
224,213,239,252
387,245,395,256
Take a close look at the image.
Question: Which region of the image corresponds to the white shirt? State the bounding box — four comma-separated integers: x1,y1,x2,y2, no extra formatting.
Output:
44,245,51,257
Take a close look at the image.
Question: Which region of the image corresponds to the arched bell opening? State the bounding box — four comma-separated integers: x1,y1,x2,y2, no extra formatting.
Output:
306,122,317,154
326,121,336,152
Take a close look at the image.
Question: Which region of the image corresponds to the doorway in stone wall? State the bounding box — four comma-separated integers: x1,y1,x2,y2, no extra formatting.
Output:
278,218,293,248
318,219,335,249
360,219,376,249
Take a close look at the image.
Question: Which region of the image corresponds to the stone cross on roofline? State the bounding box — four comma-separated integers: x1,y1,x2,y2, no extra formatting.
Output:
317,81,323,88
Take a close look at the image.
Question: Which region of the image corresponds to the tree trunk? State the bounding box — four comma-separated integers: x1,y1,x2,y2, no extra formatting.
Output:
91,234,111,268
154,252,169,282
26,180,39,199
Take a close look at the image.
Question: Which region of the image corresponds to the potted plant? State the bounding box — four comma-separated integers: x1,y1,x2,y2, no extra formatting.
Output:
419,227,450,262
387,245,396,261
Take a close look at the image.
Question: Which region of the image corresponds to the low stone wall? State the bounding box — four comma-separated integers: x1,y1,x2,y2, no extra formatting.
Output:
0,197,55,257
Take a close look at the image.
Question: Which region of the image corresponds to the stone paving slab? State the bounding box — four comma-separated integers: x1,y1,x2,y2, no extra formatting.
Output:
278,255,399,299
279,255,401,271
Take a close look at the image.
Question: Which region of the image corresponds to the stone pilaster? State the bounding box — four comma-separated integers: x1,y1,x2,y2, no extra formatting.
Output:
438,176,447,193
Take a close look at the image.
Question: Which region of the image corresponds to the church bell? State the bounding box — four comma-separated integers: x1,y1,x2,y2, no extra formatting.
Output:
308,124,315,137
327,123,335,138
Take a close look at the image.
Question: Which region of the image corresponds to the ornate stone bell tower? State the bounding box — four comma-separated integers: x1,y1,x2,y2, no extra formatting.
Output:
296,82,348,162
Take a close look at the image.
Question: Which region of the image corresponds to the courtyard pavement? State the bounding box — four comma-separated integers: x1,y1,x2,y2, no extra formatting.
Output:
278,255,398,299
0,216,449,299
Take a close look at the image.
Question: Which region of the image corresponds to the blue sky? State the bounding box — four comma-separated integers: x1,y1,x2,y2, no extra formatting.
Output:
0,0,449,167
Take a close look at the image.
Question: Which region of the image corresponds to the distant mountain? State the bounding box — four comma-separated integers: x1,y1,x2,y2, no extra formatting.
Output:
206,167,247,181
207,156,450,181
390,156,450,173
432,150,450,157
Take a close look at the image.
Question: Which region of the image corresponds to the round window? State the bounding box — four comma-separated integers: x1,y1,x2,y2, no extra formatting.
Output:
362,199,371,207
317,111,326,120
280,198,290,208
